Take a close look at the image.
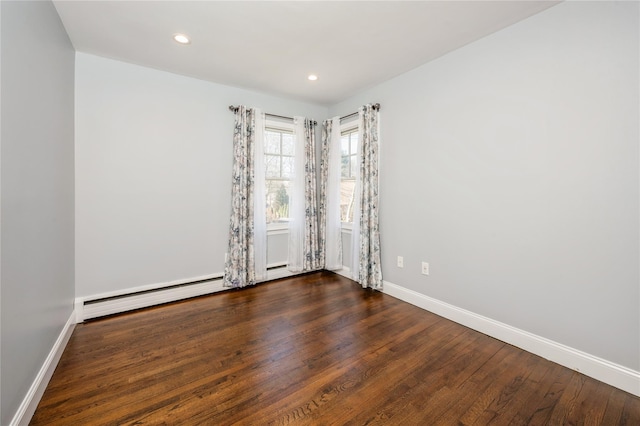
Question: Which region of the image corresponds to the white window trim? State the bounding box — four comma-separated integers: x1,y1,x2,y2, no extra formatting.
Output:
265,118,295,232
267,222,289,235
340,119,359,231
341,222,353,233
266,118,295,133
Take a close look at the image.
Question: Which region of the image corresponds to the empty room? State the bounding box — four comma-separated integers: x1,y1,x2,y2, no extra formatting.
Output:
1,0,639,424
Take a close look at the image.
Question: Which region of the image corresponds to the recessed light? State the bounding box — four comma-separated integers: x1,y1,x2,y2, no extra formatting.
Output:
307,74,318,81
173,33,191,44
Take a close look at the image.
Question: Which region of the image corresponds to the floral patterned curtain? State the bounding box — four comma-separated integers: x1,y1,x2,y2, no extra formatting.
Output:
303,119,321,270
223,106,257,288
289,118,321,272
357,104,383,290
318,121,329,269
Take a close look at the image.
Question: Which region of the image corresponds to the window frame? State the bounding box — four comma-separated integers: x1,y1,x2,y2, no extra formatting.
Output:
339,120,359,230
264,119,295,233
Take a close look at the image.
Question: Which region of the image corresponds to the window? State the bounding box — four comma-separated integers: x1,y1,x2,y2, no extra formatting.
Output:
340,127,359,223
265,126,294,225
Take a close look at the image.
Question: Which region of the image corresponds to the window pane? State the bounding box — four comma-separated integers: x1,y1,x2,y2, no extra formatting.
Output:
281,133,294,155
338,130,360,223
341,137,349,156
266,180,291,224
350,133,358,155
265,131,280,154
350,155,358,178
340,180,356,223
266,155,280,178
281,156,294,179
341,155,349,178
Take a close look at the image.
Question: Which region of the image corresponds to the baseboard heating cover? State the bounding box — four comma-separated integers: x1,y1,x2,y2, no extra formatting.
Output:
76,274,226,322
75,264,295,322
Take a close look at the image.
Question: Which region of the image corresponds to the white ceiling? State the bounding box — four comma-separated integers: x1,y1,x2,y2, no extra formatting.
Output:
53,1,560,106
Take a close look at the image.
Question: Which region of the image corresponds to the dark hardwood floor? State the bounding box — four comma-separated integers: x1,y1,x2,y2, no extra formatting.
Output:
31,271,639,425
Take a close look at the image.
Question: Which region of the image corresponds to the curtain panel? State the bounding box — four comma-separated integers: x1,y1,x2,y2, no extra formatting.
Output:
223,106,267,288
253,110,268,281
319,117,343,270
289,117,321,272
223,104,379,289
356,104,383,289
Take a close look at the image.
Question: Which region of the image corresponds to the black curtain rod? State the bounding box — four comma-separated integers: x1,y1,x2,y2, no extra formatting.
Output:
228,106,317,126
228,103,380,125
340,103,381,122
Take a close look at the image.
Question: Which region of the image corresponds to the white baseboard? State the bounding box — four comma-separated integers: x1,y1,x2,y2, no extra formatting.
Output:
332,266,353,280
11,311,76,426
382,280,640,397
265,266,295,281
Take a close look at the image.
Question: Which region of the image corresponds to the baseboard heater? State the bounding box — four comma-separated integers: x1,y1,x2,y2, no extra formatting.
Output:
77,264,292,322
78,274,226,322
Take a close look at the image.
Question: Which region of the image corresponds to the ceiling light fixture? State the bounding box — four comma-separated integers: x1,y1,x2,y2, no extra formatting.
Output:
307,74,318,81
173,33,191,45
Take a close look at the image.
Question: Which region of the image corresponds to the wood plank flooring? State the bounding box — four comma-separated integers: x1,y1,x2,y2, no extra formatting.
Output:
31,271,640,425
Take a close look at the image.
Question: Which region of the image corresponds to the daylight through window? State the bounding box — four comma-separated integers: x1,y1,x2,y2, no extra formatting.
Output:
340,127,358,223
265,127,294,225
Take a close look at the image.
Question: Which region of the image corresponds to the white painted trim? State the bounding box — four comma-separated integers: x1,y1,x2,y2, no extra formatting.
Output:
264,267,295,281
265,117,295,132
340,224,353,234
79,277,226,321
74,298,84,324
382,280,640,397
267,224,289,235
332,266,352,280
261,263,321,282
78,272,223,303
266,262,288,270
77,267,303,322
10,310,76,426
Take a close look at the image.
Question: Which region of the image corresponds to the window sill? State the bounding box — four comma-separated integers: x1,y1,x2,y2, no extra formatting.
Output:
267,224,289,236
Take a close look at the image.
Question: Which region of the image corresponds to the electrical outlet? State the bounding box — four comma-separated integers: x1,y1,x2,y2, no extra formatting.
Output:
421,262,429,275
397,256,404,268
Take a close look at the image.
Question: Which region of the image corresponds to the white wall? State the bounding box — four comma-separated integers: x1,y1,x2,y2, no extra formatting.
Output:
75,53,327,297
0,1,75,423
330,1,639,371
